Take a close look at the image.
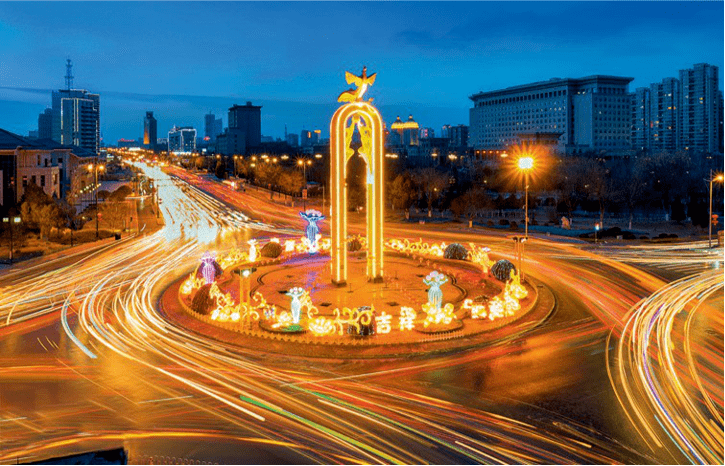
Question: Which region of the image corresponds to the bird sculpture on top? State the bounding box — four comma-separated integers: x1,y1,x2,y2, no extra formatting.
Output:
337,66,377,103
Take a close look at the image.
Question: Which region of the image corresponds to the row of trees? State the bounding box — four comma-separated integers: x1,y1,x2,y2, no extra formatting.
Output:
383,151,720,229
216,159,306,197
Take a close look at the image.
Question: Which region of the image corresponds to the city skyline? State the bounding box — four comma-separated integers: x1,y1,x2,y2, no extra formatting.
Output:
0,1,723,142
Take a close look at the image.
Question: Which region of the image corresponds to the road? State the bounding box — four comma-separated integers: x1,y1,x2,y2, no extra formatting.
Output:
0,164,721,464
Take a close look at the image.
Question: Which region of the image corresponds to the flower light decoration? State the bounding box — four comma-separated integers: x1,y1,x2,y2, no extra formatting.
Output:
284,240,296,253
308,317,336,337
300,210,325,253
399,307,417,330
507,269,528,300
200,252,217,285
468,243,493,275
422,271,456,327
181,273,205,295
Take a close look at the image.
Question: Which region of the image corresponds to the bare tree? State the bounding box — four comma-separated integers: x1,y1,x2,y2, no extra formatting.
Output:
451,188,493,227
387,174,415,218
413,168,448,218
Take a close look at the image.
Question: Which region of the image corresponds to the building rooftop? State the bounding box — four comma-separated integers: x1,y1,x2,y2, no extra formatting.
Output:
470,75,634,101
0,128,32,150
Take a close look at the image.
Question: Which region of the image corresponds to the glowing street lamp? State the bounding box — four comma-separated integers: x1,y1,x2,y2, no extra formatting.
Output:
517,156,535,238
708,171,723,248
87,163,105,239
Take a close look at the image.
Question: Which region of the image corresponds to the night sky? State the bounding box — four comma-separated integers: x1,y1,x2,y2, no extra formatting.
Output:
0,1,722,144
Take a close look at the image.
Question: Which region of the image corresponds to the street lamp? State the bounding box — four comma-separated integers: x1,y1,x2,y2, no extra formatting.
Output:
297,159,312,209
708,171,723,248
517,156,534,238
3,216,21,263
87,163,105,240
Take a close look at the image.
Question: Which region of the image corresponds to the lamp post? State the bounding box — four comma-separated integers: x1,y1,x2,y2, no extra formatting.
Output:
3,216,21,263
297,159,312,210
517,156,534,238
88,163,104,240
708,171,723,248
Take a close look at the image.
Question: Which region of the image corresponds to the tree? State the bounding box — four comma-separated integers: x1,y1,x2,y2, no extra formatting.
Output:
451,188,493,227
100,199,128,231
554,158,589,223
19,183,63,240
581,159,617,229
387,174,415,218
613,157,648,229
215,160,226,179
413,168,448,218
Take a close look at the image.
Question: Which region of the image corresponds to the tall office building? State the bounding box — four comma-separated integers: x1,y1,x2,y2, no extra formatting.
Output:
300,129,321,147
449,124,469,148
204,112,223,142
51,89,100,154
679,63,720,154
144,111,157,151
419,127,435,139
168,126,197,153
441,124,452,139
225,102,261,155
469,75,633,155
649,78,681,153
630,87,651,152
286,133,299,147
37,108,53,140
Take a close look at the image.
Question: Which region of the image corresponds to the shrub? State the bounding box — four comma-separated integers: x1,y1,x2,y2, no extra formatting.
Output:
261,241,282,258
640,235,648,240
347,237,362,252
444,243,468,260
658,233,669,239
491,260,516,282
509,221,518,230
669,233,678,239
498,219,510,226
623,232,636,240
191,284,215,315
486,220,494,227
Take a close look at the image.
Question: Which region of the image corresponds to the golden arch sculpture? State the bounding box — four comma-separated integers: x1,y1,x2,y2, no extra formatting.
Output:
330,67,384,285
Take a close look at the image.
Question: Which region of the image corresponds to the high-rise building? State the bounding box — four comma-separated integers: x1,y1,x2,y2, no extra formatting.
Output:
441,125,452,139
204,112,223,142
469,75,633,155
51,89,100,154
37,108,53,140
286,133,299,147
630,87,651,152
649,78,681,153
168,126,197,153
226,102,261,155
300,129,321,147
419,127,435,139
449,124,469,148
390,115,420,146
679,63,720,154
144,111,157,151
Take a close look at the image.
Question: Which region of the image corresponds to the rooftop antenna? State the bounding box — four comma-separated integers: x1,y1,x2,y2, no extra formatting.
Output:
65,59,74,90
284,124,288,139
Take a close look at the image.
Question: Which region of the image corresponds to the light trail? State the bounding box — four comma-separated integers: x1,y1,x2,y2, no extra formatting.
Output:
607,269,724,464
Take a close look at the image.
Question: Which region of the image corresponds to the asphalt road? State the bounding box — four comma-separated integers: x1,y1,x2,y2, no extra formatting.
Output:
0,164,721,464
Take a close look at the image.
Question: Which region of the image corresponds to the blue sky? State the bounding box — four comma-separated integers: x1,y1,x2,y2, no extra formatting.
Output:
0,1,722,143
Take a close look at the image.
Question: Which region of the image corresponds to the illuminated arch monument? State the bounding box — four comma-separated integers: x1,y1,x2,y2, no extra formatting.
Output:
330,67,384,285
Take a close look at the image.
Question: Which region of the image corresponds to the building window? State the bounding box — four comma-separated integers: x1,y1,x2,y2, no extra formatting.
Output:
53,174,58,185
31,175,36,185
41,175,45,187
22,176,27,187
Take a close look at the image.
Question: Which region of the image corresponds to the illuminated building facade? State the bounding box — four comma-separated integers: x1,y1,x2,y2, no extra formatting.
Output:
469,75,633,155
630,87,651,152
168,126,197,153
330,67,384,284
144,111,157,151
51,88,101,155
649,78,681,153
301,129,321,147
390,115,419,146
680,63,721,154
